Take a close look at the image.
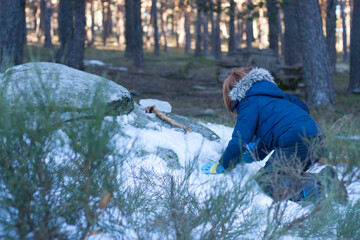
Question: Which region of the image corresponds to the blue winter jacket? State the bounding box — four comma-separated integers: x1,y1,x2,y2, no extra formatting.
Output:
219,68,323,170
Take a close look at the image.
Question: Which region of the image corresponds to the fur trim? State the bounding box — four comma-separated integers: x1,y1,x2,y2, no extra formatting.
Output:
228,68,276,101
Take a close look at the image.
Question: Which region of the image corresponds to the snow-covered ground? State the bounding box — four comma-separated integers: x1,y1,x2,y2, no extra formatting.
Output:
85,99,360,239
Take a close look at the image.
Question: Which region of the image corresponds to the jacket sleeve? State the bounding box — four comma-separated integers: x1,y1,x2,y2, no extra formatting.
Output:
220,100,258,170
284,93,309,113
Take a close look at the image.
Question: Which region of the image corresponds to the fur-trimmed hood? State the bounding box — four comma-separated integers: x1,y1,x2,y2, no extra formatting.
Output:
228,68,276,102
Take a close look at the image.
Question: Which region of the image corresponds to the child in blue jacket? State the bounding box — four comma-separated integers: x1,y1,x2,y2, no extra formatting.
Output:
202,67,347,203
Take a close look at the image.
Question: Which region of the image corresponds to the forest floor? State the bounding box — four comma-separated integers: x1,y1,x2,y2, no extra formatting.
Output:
24,42,360,132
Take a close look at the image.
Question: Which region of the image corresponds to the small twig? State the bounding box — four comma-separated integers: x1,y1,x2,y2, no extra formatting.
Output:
145,105,191,133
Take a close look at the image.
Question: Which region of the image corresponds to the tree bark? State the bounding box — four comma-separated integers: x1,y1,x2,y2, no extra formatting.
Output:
246,0,253,48
43,0,53,48
124,0,134,58
295,0,335,105
160,0,168,52
152,0,160,55
210,0,216,55
0,0,26,70
266,0,279,56
66,0,86,70
56,0,73,63
194,5,203,57
278,9,284,55
184,7,191,54
86,0,95,47
214,0,222,60
132,0,144,67
349,0,360,93
340,0,349,61
115,2,125,47
283,0,301,66
228,0,236,54
203,8,210,55
326,0,337,73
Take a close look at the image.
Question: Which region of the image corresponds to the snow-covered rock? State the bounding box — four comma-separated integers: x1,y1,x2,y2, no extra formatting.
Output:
139,98,172,113
0,62,134,117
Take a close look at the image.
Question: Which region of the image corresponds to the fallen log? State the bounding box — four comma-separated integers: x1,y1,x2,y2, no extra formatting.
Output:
145,105,191,133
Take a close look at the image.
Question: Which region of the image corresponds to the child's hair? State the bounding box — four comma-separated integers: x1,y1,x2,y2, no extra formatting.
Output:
222,67,253,113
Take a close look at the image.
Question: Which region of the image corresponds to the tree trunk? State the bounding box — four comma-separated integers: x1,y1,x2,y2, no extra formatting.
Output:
236,9,242,49
0,0,26,70
278,9,284,55
203,9,210,55
132,0,143,66
116,2,125,46
66,0,86,70
326,0,337,73
340,0,349,61
210,0,216,55
349,0,360,93
152,0,160,55
102,1,108,46
160,0,168,52
184,8,191,54
228,0,236,54
194,6,203,57
86,0,95,47
36,0,43,42
124,0,134,58
283,0,301,66
214,0,222,60
43,0,53,48
246,0,253,48
267,0,279,56
295,0,335,105
56,0,73,63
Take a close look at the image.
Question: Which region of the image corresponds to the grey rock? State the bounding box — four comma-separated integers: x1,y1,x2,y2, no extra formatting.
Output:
0,62,134,121
156,147,181,170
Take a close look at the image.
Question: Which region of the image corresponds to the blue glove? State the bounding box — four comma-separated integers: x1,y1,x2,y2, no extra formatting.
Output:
242,140,258,163
201,162,226,174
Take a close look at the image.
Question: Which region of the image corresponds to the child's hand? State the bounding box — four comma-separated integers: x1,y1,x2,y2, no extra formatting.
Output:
201,162,226,174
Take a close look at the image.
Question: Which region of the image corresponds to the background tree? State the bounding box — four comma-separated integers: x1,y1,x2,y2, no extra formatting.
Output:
152,0,161,55
86,0,95,47
124,0,134,58
283,0,301,67
214,0,222,60
203,1,210,55
267,0,279,56
132,0,144,66
326,0,337,73
184,4,191,54
0,0,26,70
228,0,236,55
295,0,335,105
194,0,203,57
340,0,349,62
160,0,168,52
246,0,253,48
349,0,360,93
43,0,53,48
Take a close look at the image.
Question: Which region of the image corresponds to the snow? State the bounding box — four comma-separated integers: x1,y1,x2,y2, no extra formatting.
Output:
83,60,107,67
139,99,173,113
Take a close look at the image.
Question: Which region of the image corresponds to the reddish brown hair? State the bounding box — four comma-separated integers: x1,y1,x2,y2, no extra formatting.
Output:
222,67,253,113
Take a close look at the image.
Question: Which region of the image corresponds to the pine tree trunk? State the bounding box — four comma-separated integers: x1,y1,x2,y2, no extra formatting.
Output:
295,0,335,105
278,9,284,55
124,0,134,58
43,0,53,48
66,0,86,70
228,0,236,55
116,2,125,46
340,0,349,61
160,0,168,52
283,0,301,66
267,0,279,56
246,0,253,48
194,6,203,57
184,8,191,54
236,12,242,49
86,0,94,47
102,1,109,46
132,0,143,67
326,0,337,73
56,0,73,63
0,0,26,70
36,0,43,42
203,9,210,55
152,0,160,55
214,0,222,60
210,0,216,55
349,0,360,93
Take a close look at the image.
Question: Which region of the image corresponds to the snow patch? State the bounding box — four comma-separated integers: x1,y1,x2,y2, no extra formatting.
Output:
139,99,172,113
